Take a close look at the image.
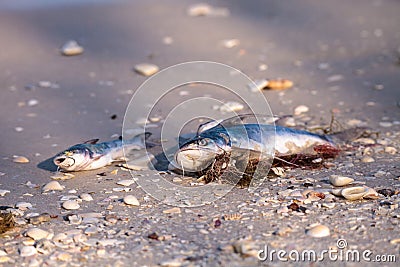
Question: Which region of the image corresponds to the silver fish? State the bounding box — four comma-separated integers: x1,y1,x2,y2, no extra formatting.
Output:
174,123,338,172
53,133,149,171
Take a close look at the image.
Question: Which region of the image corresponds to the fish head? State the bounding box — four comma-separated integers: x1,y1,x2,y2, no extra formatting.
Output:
174,133,230,172
53,145,91,171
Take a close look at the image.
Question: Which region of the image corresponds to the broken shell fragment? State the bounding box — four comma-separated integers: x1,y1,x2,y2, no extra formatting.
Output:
265,79,293,90
62,200,80,210
13,156,29,163
123,195,140,206
340,186,367,200
25,228,51,240
329,175,354,187
134,63,159,76
60,40,84,56
307,224,330,238
219,101,244,113
363,187,379,199
42,181,64,192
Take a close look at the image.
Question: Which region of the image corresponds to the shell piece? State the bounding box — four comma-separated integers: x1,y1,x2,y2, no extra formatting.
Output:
60,40,84,56
248,79,269,92
79,193,94,202
340,187,367,200
116,180,136,187
329,175,354,187
62,200,80,210
42,181,64,192
219,101,244,113
19,246,37,257
25,228,51,240
233,239,259,257
306,224,330,238
265,79,293,90
363,187,380,199
134,63,159,76
163,207,181,214
16,202,33,210
294,105,309,115
13,156,29,163
123,195,140,206
222,39,240,48
0,190,10,197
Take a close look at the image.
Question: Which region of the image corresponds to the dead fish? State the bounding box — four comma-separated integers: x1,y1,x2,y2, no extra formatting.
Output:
53,133,150,171
174,118,364,172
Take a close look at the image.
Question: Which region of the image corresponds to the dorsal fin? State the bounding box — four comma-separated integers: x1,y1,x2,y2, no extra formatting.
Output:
83,138,99,144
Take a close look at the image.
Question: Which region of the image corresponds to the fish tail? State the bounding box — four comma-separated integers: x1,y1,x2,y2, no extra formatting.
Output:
327,127,370,144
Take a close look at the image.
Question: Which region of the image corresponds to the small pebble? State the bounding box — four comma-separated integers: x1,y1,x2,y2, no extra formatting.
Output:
134,63,159,76
19,246,37,257
60,40,84,56
123,195,140,206
327,74,344,82
379,122,392,127
307,224,330,238
13,156,30,163
294,105,309,115
15,127,24,132
62,200,80,210
42,181,63,192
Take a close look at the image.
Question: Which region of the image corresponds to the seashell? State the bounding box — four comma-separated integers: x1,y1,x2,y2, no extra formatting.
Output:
116,180,136,187
361,156,375,163
62,200,80,210
79,193,93,201
123,195,140,206
363,187,379,200
233,239,259,257
15,202,32,210
265,79,294,90
160,259,183,267
134,63,159,76
329,175,354,187
340,186,367,200
306,224,330,238
42,181,63,192
294,105,309,115
0,190,10,197
13,156,29,163
25,228,51,240
187,3,212,16
222,39,240,48
60,40,84,56
219,101,244,113
19,246,37,257
162,207,181,214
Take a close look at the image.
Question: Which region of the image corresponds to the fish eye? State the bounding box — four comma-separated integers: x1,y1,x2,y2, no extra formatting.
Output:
198,139,208,146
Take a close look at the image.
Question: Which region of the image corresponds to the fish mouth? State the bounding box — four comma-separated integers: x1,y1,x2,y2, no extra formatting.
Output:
175,148,217,172
54,156,75,168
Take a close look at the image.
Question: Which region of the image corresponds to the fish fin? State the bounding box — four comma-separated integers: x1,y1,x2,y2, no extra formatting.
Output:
83,138,100,144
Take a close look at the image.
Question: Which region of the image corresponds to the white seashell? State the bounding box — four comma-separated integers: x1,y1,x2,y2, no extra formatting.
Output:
19,246,37,257
187,3,212,16
13,156,29,163
25,228,50,240
160,259,183,267
16,202,33,210
27,99,39,106
307,224,330,238
219,101,244,113
363,187,379,199
361,156,375,163
385,147,397,154
233,240,259,257
116,180,136,187
222,39,240,48
61,40,84,56
134,63,159,76
62,200,80,210
15,127,24,132
79,193,93,202
0,189,10,197
163,207,181,214
340,187,367,200
294,105,309,115
123,195,140,206
329,175,354,187
42,181,63,192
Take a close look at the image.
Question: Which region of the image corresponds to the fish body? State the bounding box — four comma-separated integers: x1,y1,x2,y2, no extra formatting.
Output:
175,124,335,172
53,133,148,171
